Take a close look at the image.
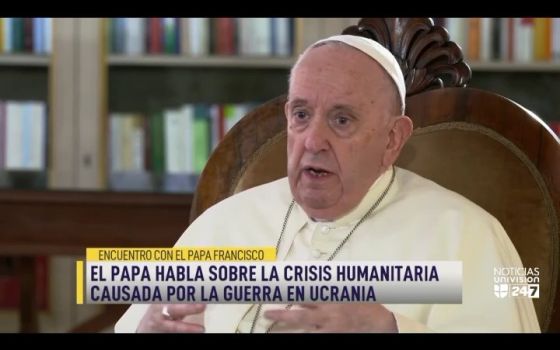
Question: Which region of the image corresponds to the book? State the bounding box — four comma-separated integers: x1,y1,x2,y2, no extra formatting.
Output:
0,256,48,310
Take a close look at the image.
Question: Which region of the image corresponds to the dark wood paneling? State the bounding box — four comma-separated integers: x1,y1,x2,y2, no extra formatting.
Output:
0,190,192,255
0,189,192,332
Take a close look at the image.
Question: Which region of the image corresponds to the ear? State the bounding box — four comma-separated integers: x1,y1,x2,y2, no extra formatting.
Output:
383,115,413,167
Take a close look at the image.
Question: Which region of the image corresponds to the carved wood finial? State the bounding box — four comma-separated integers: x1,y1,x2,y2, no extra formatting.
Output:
342,18,471,96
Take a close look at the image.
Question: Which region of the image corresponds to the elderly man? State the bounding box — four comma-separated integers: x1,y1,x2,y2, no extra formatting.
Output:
115,35,540,333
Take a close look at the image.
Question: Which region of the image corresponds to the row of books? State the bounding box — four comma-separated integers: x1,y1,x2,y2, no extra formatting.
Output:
108,103,254,192
0,256,48,310
442,18,560,62
0,101,47,171
0,18,52,55
107,18,294,57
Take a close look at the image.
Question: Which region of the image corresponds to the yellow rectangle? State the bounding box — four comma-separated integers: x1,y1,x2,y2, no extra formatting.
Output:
76,260,83,305
86,247,276,261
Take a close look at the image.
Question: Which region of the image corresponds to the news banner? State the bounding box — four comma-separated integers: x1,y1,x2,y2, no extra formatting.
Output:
74,247,537,304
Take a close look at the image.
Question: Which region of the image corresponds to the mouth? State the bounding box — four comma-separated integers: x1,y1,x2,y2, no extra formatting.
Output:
303,166,333,178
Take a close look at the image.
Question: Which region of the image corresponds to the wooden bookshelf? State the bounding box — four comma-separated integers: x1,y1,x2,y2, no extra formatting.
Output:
108,55,295,68
0,190,192,255
470,61,560,72
0,189,192,332
0,55,50,66
107,56,560,71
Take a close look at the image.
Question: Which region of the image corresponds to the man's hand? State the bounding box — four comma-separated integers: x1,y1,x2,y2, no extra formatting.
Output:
136,304,206,333
264,303,397,333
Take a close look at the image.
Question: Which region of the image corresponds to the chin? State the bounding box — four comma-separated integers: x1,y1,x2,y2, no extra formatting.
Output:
299,192,333,208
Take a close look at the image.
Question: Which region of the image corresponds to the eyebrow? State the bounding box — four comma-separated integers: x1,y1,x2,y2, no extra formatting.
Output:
287,99,357,112
287,98,308,108
331,104,356,112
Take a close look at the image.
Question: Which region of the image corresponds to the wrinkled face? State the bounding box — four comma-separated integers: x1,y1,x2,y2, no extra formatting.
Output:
286,43,402,220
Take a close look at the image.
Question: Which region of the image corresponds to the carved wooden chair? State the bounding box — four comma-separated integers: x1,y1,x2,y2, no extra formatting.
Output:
189,18,560,331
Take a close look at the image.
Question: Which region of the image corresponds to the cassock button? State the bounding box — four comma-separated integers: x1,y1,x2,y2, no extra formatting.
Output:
311,249,322,258
320,226,329,234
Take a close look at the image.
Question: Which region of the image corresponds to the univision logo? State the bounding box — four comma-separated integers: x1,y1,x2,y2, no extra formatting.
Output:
494,284,509,298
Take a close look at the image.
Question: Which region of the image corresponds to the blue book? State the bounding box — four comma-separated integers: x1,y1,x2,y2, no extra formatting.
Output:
33,18,44,54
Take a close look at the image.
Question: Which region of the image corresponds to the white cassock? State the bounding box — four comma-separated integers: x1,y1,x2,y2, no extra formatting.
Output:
115,166,540,333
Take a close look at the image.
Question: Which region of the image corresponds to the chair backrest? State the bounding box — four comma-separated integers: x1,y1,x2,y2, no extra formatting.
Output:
190,18,560,331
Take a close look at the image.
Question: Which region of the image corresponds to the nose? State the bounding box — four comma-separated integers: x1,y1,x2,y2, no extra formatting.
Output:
304,118,329,154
